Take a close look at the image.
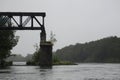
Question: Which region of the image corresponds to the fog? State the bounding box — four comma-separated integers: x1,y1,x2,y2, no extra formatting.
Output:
0,0,120,56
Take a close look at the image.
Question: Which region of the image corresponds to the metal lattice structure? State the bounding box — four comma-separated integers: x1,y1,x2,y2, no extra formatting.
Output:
0,12,46,42
0,12,45,30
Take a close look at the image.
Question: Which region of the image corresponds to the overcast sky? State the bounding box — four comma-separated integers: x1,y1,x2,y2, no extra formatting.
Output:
0,0,120,56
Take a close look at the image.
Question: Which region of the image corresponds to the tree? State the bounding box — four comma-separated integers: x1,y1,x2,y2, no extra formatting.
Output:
55,36,120,63
33,43,40,64
49,31,57,45
0,17,19,66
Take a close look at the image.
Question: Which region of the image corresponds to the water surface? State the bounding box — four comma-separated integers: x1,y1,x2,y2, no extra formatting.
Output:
0,63,120,80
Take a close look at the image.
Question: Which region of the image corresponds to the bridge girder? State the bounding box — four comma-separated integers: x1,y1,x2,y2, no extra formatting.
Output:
0,12,46,30
0,12,46,42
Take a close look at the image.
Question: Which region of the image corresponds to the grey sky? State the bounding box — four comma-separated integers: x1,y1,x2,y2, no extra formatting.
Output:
0,0,120,56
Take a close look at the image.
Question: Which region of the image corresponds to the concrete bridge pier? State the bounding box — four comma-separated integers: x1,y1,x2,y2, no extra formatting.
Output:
39,42,53,68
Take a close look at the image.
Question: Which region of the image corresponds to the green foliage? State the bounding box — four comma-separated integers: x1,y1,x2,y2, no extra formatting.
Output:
0,30,18,66
53,61,76,65
32,46,75,65
26,61,36,65
55,36,120,63
5,61,13,66
0,30,19,66
53,55,60,63
53,54,76,65
32,43,40,64
49,31,57,45
33,49,40,63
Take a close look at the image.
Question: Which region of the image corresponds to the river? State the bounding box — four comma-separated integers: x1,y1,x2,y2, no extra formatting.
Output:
0,63,120,80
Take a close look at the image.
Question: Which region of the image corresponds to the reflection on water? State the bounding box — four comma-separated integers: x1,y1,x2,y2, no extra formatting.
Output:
13,62,26,66
0,64,120,80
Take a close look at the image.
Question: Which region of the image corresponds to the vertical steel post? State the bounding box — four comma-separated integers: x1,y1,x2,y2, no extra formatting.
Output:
31,16,33,27
42,16,44,27
40,16,46,42
8,16,12,27
19,16,22,27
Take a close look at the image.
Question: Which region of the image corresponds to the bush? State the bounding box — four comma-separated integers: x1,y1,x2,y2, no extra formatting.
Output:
26,61,36,65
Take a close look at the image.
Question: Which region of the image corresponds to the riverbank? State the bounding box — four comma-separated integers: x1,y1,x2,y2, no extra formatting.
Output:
26,61,77,66
53,61,77,65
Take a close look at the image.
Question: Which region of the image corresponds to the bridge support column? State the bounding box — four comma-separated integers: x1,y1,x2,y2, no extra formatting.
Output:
39,42,53,68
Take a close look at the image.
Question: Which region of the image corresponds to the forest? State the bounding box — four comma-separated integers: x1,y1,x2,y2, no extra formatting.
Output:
54,36,120,63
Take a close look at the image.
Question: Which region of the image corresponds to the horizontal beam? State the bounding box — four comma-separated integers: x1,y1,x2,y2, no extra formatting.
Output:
0,12,46,17
0,27,41,30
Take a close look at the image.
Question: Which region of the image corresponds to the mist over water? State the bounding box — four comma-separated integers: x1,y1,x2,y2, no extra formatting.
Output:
0,64,120,80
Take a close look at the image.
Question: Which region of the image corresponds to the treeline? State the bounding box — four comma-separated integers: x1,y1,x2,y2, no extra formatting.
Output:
6,54,33,62
55,36,120,63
